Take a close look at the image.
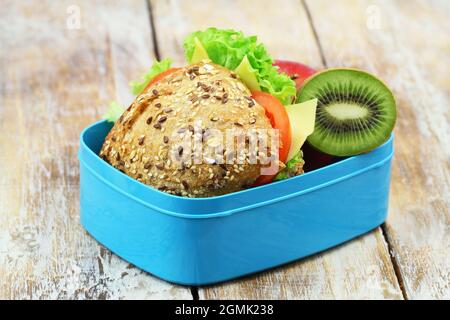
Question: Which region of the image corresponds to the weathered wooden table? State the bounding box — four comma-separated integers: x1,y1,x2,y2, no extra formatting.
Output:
0,0,448,300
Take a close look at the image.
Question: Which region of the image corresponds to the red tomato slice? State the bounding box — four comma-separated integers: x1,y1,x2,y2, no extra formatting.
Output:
253,173,277,186
144,68,181,92
251,90,292,186
274,60,316,91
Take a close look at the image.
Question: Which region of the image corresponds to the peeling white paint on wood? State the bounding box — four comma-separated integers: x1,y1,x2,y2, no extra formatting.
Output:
0,0,190,299
306,0,450,299
0,0,447,300
150,0,403,299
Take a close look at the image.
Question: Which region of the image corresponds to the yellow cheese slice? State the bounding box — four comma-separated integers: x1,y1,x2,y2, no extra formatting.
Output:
285,99,318,161
234,55,261,91
190,37,209,63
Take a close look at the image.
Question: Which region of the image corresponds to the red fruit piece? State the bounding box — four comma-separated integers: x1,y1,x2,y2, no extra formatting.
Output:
274,60,317,90
301,142,335,172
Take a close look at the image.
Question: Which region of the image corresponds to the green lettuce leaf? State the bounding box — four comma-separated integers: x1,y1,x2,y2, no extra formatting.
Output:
274,150,305,181
184,28,296,104
103,101,125,123
129,58,172,95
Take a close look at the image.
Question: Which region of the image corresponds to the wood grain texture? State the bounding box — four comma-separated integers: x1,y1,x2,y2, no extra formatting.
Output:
305,0,450,299
150,0,403,299
1,0,447,300
0,0,191,299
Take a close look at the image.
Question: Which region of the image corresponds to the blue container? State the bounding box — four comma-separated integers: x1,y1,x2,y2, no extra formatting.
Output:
79,120,394,285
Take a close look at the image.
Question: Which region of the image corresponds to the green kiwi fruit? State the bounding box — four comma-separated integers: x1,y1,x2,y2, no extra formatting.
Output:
297,68,396,156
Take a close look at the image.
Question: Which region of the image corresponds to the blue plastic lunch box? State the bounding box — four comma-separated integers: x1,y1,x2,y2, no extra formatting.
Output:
78,120,394,285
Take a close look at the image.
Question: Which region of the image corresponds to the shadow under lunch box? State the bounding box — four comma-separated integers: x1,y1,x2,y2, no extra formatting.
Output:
78,120,394,285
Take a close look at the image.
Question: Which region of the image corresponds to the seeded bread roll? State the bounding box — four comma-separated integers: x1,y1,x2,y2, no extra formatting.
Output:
99,61,274,197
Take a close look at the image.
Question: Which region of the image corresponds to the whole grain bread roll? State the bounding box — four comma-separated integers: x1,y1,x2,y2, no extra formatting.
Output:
99,61,275,197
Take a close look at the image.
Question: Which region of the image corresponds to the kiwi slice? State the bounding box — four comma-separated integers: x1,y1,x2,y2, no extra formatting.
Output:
297,68,396,156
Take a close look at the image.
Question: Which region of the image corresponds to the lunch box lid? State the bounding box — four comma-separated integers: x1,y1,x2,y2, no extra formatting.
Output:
78,120,393,218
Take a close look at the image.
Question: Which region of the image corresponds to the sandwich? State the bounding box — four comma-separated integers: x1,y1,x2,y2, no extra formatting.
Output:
100,27,397,197
99,28,318,197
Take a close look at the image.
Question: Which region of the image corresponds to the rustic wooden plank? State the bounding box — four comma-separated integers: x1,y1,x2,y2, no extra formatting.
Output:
150,0,323,69
150,0,403,299
305,0,449,299
0,0,191,299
